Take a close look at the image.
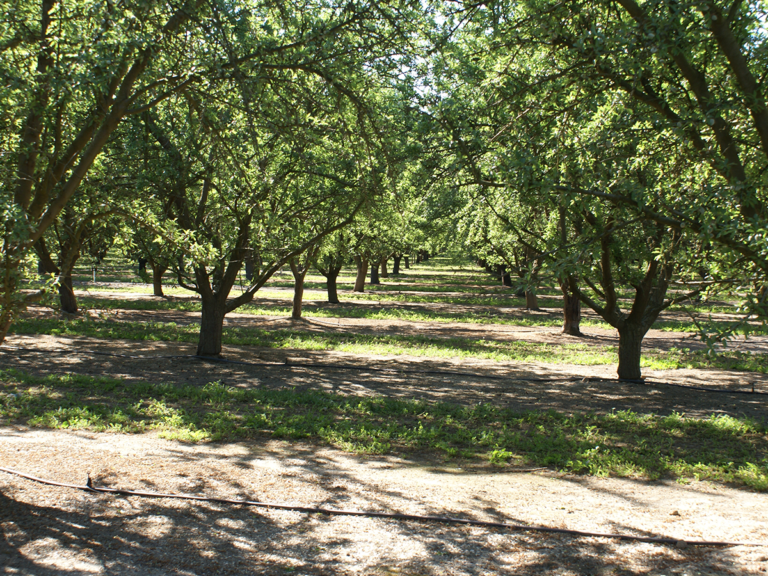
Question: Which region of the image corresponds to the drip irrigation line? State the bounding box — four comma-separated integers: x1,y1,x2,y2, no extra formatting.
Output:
0,346,195,361
614,378,768,397
0,466,762,548
0,345,544,382
1,346,763,395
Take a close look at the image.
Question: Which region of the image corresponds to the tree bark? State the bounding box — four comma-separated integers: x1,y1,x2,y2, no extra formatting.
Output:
404,256,409,269
525,290,539,311
292,275,305,319
617,324,644,380
58,274,77,314
392,255,401,275
244,256,254,281
326,269,340,304
197,299,225,357
500,267,512,287
561,286,582,336
151,264,166,297
370,262,380,285
353,256,367,292
379,257,388,278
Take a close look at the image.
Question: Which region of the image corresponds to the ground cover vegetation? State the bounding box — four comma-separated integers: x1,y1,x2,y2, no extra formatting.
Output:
1,368,766,490
1,0,767,492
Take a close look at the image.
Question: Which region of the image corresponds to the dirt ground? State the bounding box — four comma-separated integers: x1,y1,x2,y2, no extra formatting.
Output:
2,287,768,575
2,427,767,576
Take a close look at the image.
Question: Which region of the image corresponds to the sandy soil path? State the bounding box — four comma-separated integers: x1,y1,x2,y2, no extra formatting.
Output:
1,428,766,575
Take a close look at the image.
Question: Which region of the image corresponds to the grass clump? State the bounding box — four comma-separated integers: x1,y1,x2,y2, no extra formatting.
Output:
1,368,766,490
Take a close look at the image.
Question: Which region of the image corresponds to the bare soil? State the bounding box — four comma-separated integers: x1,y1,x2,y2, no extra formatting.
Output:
2,283,768,575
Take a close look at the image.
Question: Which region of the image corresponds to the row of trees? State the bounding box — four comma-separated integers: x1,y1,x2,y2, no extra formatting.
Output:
2,0,765,379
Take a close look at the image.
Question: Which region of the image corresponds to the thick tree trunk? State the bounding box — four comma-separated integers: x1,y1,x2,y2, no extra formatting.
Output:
59,274,77,314
392,256,401,275
151,264,166,297
404,256,409,269
197,300,225,356
0,313,11,346
617,324,644,380
292,275,305,319
326,269,340,304
244,256,254,281
525,290,539,311
415,252,422,263
500,267,512,287
380,258,388,278
561,289,582,336
353,256,367,292
370,262,380,285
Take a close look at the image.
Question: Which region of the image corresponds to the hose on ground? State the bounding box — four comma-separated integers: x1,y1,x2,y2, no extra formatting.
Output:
0,466,762,548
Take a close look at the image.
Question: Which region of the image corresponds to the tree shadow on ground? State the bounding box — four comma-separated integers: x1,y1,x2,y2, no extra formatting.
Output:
0,432,759,576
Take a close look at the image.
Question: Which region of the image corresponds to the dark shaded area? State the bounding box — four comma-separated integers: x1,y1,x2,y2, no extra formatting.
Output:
1,341,765,423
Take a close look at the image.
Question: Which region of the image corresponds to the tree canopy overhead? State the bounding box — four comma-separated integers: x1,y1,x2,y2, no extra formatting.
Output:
2,0,766,379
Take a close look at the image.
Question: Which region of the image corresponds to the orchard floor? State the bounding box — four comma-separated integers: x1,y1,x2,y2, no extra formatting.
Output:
2,268,768,575
1,426,767,576
1,334,768,575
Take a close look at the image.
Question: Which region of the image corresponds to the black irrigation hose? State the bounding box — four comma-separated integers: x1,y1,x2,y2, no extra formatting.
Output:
1,346,764,395
0,345,548,382
615,378,768,396
0,466,762,548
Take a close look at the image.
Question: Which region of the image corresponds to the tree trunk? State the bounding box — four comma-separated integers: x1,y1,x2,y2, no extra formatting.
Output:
380,257,388,278
151,264,166,297
292,274,305,319
525,290,539,311
561,288,582,336
353,256,367,292
197,300,225,357
326,268,340,304
404,256,409,269
244,256,254,281
370,262,380,285
500,267,512,287
392,255,401,275
0,312,11,346
415,252,422,263
59,274,77,314
617,324,644,380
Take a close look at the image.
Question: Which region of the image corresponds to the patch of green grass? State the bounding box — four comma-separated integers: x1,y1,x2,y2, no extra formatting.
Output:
1,368,766,490
12,316,768,373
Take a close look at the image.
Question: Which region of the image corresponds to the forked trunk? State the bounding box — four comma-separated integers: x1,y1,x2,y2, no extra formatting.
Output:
292,275,305,319
326,269,340,304
525,290,539,311
197,300,225,357
380,258,388,278
617,324,644,380
370,263,380,285
59,274,77,314
152,265,166,297
561,289,582,336
404,256,409,269
392,256,401,275
353,256,367,292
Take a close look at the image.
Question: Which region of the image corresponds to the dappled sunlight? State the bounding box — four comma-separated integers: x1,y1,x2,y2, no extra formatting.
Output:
1,429,765,574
